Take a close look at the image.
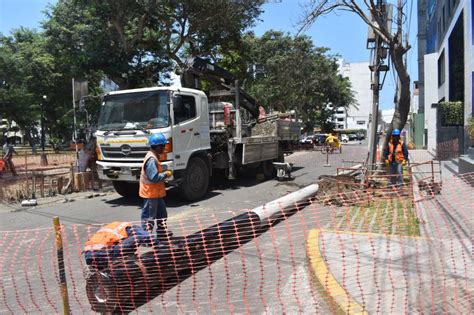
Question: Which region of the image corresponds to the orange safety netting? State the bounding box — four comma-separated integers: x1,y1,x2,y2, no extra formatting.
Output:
0,172,473,314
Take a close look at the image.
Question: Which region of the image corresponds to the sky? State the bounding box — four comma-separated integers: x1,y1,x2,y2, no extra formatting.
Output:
0,0,418,110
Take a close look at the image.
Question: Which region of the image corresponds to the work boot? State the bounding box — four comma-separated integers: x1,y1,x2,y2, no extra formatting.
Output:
156,219,173,240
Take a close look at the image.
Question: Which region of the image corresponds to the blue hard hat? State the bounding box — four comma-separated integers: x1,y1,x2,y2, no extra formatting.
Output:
392,129,401,136
148,133,168,146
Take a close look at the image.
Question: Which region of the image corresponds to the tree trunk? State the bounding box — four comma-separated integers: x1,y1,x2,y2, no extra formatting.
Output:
382,44,411,158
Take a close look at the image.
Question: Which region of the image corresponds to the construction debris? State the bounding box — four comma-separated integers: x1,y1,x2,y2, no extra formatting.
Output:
314,174,363,205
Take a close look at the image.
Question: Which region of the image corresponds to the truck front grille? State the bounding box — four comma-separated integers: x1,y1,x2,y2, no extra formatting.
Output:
100,145,148,159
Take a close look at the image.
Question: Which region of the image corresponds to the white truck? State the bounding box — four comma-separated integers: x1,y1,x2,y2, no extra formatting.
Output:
95,58,300,200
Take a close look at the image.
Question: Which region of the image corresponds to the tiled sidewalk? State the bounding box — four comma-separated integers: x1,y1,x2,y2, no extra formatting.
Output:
306,150,473,314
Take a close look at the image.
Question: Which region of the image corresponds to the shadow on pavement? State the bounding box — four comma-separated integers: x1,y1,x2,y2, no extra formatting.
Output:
104,189,222,208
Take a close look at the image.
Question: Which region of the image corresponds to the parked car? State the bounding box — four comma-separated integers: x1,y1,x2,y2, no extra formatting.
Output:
341,134,349,143
313,134,328,145
299,135,314,145
348,134,358,141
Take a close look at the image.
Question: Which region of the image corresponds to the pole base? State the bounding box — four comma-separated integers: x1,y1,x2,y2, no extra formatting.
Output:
324,164,331,167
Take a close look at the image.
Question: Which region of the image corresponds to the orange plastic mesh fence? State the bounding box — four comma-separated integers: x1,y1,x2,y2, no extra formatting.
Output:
0,174,473,313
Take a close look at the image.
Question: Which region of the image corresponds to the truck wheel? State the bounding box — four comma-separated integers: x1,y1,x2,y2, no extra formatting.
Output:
113,181,139,198
179,157,209,201
261,160,276,180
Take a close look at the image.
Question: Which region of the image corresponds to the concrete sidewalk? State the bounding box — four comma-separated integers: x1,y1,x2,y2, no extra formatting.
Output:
308,230,472,314
306,149,473,314
410,150,473,239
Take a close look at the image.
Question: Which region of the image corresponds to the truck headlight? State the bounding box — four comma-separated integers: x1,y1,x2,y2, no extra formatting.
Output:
96,144,102,161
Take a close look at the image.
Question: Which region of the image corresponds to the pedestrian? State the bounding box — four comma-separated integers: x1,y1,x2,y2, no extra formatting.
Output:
2,139,18,176
139,133,173,239
83,221,159,270
325,132,341,153
383,128,409,186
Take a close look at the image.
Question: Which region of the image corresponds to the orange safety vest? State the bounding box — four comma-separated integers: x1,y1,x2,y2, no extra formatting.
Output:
84,221,133,252
388,140,405,163
139,151,166,199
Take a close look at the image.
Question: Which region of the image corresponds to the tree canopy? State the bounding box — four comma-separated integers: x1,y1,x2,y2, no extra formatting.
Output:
224,31,355,131
1,0,358,142
0,28,101,144
0,29,54,144
43,0,265,89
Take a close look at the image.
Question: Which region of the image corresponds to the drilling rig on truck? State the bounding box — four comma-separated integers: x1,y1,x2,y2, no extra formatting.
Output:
95,57,300,200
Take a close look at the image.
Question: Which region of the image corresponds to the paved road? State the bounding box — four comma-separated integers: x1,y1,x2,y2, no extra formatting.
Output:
0,144,367,313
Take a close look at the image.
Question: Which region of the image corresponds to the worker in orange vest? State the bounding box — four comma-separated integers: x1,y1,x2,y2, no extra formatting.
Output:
83,221,157,270
140,133,173,238
383,129,409,186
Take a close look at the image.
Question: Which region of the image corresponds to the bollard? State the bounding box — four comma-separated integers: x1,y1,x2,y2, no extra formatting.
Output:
53,217,71,315
57,177,64,194
25,153,28,176
32,172,37,199
324,147,331,167
40,171,45,197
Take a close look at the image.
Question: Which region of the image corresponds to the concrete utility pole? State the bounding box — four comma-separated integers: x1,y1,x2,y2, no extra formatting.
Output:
367,0,383,170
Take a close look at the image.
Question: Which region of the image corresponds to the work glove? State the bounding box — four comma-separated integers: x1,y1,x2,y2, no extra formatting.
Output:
384,159,389,167
402,160,407,166
164,170,173,178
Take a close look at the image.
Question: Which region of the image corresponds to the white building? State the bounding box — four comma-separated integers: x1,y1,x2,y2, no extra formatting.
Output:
335,60,373,130
418,0,473,154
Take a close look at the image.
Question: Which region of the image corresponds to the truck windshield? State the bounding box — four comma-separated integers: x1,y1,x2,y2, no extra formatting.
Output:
98,91,169,131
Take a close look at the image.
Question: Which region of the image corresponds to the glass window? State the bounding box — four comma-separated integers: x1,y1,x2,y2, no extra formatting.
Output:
174,95,197,124
98,91,169,131
438,51,445,86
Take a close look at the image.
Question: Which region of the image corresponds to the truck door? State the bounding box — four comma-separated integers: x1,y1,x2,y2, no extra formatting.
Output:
172,93,202,170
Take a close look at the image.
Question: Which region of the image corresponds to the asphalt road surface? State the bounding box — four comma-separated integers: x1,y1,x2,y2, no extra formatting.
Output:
0,143,367,313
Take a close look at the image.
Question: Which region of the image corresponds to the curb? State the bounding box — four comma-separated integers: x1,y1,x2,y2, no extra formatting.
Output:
306,229,367,315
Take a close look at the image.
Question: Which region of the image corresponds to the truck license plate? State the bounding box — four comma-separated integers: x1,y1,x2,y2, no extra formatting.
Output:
121,168,131,175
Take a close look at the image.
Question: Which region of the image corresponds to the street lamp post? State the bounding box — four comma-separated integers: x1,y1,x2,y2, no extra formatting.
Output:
40,95,48,166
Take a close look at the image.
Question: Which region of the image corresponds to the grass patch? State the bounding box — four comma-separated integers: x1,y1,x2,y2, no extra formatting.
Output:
336,197,421,237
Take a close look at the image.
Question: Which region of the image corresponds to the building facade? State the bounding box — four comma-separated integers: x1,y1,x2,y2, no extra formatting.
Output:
335,60,373,130
418,0,473,153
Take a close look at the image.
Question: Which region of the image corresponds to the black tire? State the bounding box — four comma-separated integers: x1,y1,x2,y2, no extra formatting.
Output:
112,181,139,198
260,160,276,180
86,272,117,314
179,157,210,201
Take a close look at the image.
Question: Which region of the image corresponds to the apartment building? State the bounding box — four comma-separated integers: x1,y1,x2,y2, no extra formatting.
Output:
418,0,473,153
335,60,373,130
